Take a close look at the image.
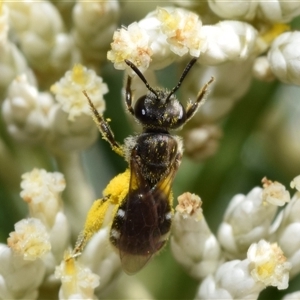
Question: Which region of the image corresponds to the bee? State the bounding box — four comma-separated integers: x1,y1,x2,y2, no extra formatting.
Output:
73,57,214,275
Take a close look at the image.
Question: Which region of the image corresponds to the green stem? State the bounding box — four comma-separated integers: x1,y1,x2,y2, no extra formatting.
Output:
54,151,95,240
0,137,21,190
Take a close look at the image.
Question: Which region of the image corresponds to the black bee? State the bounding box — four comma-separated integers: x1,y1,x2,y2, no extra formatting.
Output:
75,58,214,275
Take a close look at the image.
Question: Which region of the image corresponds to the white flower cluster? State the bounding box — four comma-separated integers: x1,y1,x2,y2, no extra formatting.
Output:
19,169,69,261
171,176,300,299
2,75,54,143
6,1,73,77
2,65,108,153
20,168,66,228
108,6,261,72
0,4,113,280
0,169,71,299
217,178,291,260
108,7,207,71
0,1,112,155
48,64,108,153
51,64,107,121
0,168,123,299
197,240,290,299
1,61,106,252
0,1,119,84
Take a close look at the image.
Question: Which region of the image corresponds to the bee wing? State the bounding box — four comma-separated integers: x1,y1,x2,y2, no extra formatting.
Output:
118,156,178,275
118,157,153,274
120,252,152,275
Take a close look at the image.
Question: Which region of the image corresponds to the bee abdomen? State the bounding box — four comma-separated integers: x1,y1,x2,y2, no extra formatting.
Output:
110,191,172,256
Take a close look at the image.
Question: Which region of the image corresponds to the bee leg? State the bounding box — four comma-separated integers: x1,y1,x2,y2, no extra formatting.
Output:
72,169,130,257
83,90,124,157
72,196,111,256
185,77,215,121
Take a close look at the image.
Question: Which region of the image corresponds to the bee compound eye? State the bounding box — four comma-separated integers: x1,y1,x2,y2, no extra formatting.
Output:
134,95,155,124
165,101,186,129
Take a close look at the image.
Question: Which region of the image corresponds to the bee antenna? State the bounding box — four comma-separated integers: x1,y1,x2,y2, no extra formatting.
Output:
124,60,159,98
165,57,198,102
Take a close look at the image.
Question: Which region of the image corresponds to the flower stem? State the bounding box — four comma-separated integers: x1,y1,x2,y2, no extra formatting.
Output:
54,151,95,240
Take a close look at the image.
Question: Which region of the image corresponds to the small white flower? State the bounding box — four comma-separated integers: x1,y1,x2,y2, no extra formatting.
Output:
78,227,121,292
268,31,300,86
197,259,264,299
290,175,300,192
73,1,120,63
156,7,206,57
48,211,70,262
20,168,65,200
7,1,63,37
252,56,276,82
257,1,300,23
0,244,46,299
107,22,153,72
175,192,203,221
208,0,258,21
262,177,290,206
199,21,257,65
55,252,100,300
20,168,66,228
282,291,300,300
208,0,300,23
6,1,73,74
183,124,222,161
270,192,300,278
2,75,53,143
217,187,278,259
7,218,51,261
51,64,107,121
248,240,291,290
171,193,222,280
138,13,176,70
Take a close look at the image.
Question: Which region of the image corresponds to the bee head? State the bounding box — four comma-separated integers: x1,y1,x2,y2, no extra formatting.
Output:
125,58,198,132
134,89,187,131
